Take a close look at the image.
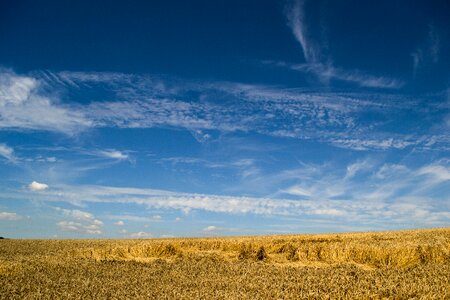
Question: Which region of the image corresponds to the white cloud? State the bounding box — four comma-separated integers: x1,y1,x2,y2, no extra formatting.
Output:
0,143,16,163
104,214,163,223
28,156,58,163
114,220,125,226
232,159,255,167
331,138,414,151
27,184,338,216
0,70,91,134
97,150,129,160
57,208,97,222
3,70,443,152
175,217,182,222
417,165,450,183
0,212,22,221
151,215,162,221
57,221,102,235
290,63,404,89
285,0,319,63
0,73,37,105
109,215,150,222
13,184,384,221
346,159,373,179
86,98,229,131
56,208,103,235
160,157,224,168
283,185,312,197
28,181,49,191
190,129,212,143
203,225,217,232
129,231,151,238
375,164,409,179
311,209,346,217
2,157,449,230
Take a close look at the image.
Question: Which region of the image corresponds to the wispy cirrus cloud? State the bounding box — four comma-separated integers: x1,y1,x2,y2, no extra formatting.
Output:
412,24,440,77
27,146,132,162
0,70,91,134
285,0,320,64
158,157,261,179
105,214,162,223
7,159,448,229
2,69,448,152
417,164,450,182
159,157,225,168
86,98,232,131
345,159,374,179
329,137,416,151
283,0,403,89
56,71,450,151
0,154,448,231
290,63,404,89
0,143,17,163
12,146,134,182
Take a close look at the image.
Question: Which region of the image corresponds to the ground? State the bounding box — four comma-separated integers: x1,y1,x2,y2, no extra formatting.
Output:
1,228,449,299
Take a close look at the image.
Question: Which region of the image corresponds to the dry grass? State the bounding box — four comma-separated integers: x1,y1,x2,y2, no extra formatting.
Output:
0,228,449,299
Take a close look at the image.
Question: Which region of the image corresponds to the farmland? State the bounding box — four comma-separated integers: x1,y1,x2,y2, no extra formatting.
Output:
1,228,449,299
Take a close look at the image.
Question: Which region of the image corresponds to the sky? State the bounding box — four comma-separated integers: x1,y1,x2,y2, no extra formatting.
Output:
0,0,449,238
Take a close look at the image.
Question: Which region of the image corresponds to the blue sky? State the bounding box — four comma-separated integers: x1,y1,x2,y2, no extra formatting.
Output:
0,0,449,238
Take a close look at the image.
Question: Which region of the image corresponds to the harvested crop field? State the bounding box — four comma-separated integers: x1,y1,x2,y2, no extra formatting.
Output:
1,228,449,299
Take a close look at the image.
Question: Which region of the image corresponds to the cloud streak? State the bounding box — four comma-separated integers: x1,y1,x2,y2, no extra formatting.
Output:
290,63,404,89
283,1,403,89
0,212,22,221
0,156,448,231
1,70,447,152
285,0,319,64
412,24,440,77
13,158,449,229
0,143,17,163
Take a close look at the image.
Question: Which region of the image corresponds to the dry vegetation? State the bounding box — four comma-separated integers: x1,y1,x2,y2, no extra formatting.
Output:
1,228,449,299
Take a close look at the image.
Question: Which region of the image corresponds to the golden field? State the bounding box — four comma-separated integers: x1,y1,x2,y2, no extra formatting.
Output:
0,228,449,299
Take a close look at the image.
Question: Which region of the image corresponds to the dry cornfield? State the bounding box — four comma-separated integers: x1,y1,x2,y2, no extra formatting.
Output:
0,228,449,299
